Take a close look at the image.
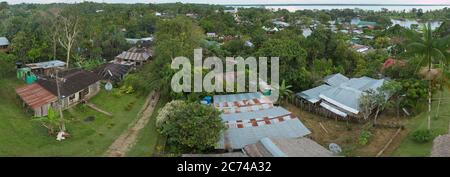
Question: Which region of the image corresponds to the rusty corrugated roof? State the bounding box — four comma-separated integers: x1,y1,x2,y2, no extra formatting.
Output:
15,83,57,109
116,47,152,61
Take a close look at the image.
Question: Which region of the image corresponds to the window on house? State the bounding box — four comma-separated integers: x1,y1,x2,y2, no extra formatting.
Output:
81,88,89,96
69,94,76,102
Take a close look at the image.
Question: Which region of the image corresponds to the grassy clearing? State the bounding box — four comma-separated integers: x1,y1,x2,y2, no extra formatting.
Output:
286,103,410,157
0,76,159,156
391,88,450,157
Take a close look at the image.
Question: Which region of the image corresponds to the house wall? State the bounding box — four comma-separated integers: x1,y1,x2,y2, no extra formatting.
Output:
88,81,100,97
294,96,361,120
0,45,8,52
60,81,101,109
22,83,101,117
68,92,80,106
33,102,54,117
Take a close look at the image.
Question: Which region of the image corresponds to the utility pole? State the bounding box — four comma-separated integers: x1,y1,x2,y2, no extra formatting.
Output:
55,69,66,132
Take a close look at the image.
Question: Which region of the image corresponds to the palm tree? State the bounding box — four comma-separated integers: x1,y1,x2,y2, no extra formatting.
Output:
277,80,293,105
407,23,449,130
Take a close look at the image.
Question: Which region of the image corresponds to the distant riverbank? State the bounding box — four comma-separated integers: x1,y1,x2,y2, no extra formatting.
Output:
226,4,450,12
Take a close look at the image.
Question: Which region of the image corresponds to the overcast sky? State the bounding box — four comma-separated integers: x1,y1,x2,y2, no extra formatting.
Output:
4,0,450,5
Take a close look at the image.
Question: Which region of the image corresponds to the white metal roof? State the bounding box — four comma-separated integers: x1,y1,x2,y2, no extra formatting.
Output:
0,37,10,46
25,60,66,69
320,102,348,117
260,137,287,157
297,84,332,103
217,118,311,149
319,86,361,114
323,73,349,87
221,106,291,122
214,92,263,104
299,73,386,116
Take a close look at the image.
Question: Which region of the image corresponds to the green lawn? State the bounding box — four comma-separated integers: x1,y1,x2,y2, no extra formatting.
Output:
0,76,160,156
392,88,450,157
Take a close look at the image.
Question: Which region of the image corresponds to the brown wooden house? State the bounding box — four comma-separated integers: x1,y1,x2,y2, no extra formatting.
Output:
16,69,101,116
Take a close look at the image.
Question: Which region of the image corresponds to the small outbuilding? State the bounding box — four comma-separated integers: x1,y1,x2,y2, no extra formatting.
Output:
16,83,58,117
0,37,10,52
206,32,217,38
114,47,152,66
95,63,131,83
25,60,66,76
351,44,373,54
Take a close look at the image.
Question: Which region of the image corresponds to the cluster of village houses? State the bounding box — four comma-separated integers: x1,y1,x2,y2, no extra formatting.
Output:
185,9,379,55
0,24,410,157
183,71,391,157
13,38,153,117
3,9,448,156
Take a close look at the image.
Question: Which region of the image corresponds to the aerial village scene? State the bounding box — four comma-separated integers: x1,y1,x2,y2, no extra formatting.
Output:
0,0,449,157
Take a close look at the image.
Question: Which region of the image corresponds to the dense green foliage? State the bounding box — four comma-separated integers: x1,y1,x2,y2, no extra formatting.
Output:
0,2,447,111
158,102,225,153
411,129,434,143
0,1,449,156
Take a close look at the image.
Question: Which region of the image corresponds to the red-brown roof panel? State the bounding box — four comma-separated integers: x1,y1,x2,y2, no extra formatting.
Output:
15,83,57,109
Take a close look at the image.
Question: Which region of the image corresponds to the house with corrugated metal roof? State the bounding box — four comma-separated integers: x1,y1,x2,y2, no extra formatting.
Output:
214,92,311,150
16,83,58,117
0,37,10,52
25,60,66,76
125,36,153,46
94,63,131,83
351,44,373,54
15,69,101,117
113,47,152,66
206,32,217,38
296,73,386,120
244,137,335,157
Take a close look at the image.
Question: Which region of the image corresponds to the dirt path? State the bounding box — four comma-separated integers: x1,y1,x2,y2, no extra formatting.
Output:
104,91,160,157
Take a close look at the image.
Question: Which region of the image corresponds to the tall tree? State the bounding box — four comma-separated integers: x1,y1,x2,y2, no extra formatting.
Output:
407,23,449,129
58,15,79,69
126,17,203,96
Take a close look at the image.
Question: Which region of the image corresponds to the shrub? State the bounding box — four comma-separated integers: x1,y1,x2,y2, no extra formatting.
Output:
358,130,372,145
119,85,135,94
156,100,185,127
411,129,434,143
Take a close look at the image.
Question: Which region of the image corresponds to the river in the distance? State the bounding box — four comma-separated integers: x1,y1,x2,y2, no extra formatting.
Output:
265,5,449,12
228,5,449,12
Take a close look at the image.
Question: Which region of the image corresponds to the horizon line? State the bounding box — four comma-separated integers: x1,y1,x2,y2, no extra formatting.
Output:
220,3,450,6
6,2,450,6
